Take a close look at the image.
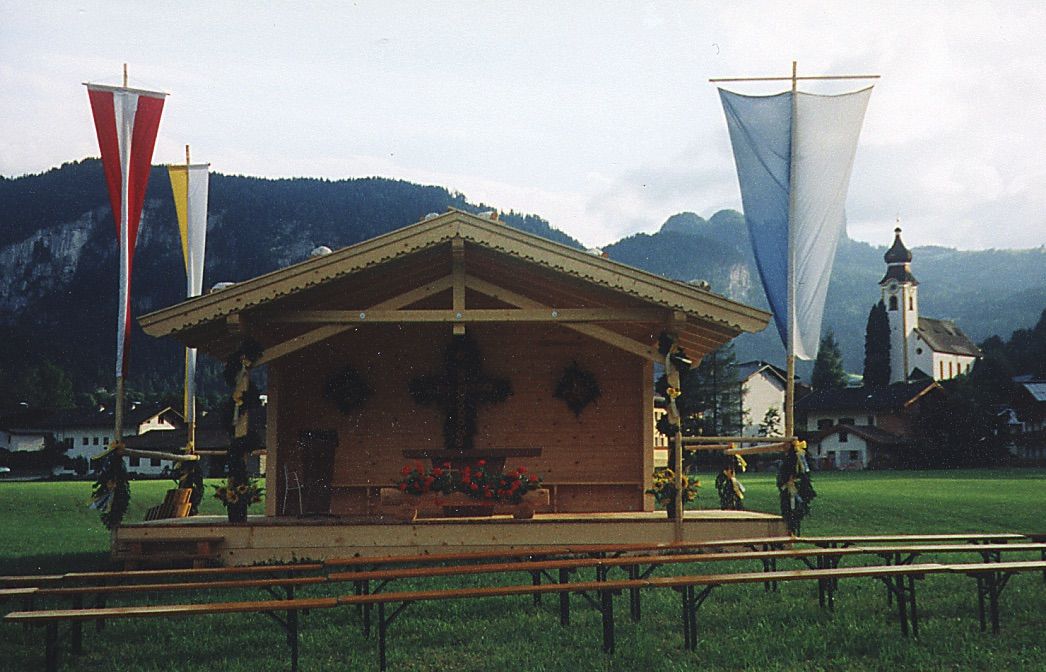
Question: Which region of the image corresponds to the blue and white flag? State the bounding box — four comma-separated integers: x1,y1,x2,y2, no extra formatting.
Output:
719,87,871,360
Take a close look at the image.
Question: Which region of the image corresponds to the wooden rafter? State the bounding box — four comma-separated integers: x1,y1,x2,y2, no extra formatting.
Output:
464,275,662,362
255,275,454,366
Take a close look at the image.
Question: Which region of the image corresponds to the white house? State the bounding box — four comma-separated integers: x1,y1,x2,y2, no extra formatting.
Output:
880,228,981,384
736,360,788,436
0,428,47,453
10,405,183,476
797,379,942,469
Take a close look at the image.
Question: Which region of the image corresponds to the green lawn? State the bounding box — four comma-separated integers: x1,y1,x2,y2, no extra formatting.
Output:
1,470,1044,671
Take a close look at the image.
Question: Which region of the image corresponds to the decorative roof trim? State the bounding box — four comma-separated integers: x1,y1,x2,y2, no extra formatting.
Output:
140,210,770,338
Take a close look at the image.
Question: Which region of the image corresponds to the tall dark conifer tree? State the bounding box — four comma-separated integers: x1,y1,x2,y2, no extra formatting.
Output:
863,300,891,387
811,330,847,391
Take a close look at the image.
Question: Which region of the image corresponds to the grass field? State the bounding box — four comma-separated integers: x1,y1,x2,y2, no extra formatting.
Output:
1,470,1044,671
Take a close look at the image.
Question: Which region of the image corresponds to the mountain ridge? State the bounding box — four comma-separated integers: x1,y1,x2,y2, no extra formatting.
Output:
1,159,1042,397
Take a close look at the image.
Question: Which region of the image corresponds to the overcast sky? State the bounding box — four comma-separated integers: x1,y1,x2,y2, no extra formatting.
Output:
2,1,1045,250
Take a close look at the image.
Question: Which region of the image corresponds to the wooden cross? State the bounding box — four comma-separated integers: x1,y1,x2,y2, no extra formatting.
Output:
409,336,512,452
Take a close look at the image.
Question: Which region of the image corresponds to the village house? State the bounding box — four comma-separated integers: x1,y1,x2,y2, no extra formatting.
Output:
797,379,942,469
736,360,789,436
3,404,182,476
1010,375,1046,463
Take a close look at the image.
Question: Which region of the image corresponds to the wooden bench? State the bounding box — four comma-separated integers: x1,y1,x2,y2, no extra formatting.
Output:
334,541,1046,630
8,559,1044,672
334,562,949,670
115,534,225,569
5,596,337,672
948,560,1046,633
799,532,1027,548
143,488,193,521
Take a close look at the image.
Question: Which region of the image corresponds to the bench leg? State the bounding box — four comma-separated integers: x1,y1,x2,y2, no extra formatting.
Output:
70,595,83,655
680,587,691,651
558,568,570,626
531,570,542,606
362,580,371,638
45,622,59,672
988,572,1001,635
894,575,909,637
600,588,615,654
95,594,107,631
976,575,987,632
628,565,641,622
378,602,387,672
287,607,299,672
907,576,919,639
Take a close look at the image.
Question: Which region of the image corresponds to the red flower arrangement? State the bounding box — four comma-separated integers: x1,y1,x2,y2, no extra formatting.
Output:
394,461,542,503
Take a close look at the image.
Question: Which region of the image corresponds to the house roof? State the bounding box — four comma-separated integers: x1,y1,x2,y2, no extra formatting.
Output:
809,423,907,446
735,360,788,385
796,380,940,414
1019,382,1046,404
915,317,982,357
124,407,266,451
2,405,182,432
139,210,771,361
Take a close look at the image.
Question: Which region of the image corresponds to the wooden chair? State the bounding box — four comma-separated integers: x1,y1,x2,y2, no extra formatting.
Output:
144,489,192,521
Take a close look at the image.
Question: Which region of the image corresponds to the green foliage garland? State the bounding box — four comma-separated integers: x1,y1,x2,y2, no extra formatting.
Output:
553,361,600,417
91,452,130,530
777,444,817,535
324,366,372,415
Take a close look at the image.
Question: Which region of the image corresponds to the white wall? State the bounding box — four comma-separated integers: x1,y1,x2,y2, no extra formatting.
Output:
741,371,785,436
809,430,868,469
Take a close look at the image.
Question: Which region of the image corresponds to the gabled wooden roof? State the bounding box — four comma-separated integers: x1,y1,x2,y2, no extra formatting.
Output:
140,209,770,363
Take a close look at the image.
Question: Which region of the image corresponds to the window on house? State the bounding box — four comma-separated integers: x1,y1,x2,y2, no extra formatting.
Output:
949,361,954,378
940,361,945,378
839,418,855,426
150,458,161,467
849,450,860,461
82,437,89,445
93,437,99,445
909,296,913,310
867,416,875,426
103,436,109,444
889,296,898,311
817,419,834,431
129,456,140,467
839,431,849,443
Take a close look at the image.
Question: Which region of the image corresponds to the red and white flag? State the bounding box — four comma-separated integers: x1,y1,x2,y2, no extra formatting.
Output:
86,83,166,377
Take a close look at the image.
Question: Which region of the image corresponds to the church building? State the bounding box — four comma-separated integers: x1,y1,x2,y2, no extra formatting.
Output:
879,228,981,383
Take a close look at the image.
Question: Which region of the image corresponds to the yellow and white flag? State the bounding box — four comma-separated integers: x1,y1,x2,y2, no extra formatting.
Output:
168,162,209,426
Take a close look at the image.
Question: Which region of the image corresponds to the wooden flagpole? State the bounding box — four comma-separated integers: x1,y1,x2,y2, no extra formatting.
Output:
183,145,196,457
113,62,130,452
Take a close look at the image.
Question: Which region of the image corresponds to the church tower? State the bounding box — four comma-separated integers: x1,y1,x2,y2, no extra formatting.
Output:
879,227,918,383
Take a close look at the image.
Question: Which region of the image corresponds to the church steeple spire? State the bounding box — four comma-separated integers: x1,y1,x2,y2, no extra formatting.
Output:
880,225,919,384
880,227,918,286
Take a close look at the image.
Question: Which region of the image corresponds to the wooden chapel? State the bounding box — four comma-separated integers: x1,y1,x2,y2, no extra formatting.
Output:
140,209,770,520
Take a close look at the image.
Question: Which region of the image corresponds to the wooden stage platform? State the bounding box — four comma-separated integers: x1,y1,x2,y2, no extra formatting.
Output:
114,510,787,565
